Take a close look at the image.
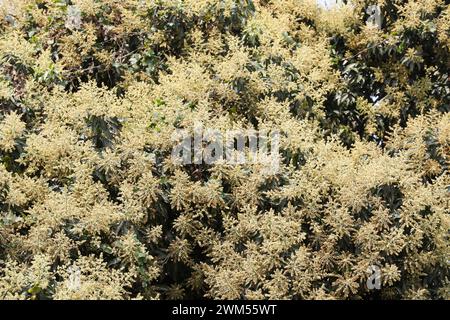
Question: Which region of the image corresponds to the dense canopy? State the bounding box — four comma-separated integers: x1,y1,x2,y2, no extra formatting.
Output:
0,0,449,300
